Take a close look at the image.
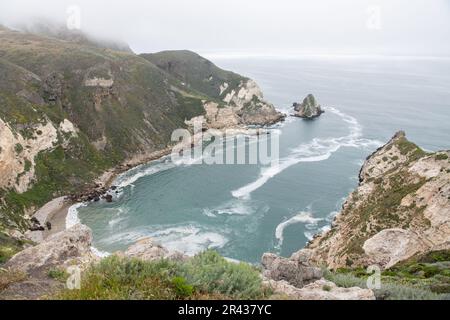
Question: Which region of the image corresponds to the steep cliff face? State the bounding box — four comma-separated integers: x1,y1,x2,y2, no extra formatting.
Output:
308,132,450,269
141,51,284,128
0,28,282,230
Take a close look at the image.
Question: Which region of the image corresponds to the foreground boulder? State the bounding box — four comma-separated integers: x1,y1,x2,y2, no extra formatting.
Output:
264,278,375,300
261,249,322,288
5,224,94,274
292,94,324,119
123,237,188,262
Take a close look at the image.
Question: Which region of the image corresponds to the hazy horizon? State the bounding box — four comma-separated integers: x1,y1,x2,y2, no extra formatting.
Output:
1,0,450,57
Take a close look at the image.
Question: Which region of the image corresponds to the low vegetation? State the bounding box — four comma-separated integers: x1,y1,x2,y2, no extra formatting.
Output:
324,250,450,300
0,232,29,264
55,250,269,300
0,269,27,292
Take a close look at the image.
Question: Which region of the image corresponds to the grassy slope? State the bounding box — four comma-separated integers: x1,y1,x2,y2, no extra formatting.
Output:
324,250,450,300
141,50,244,100
0,30,230,230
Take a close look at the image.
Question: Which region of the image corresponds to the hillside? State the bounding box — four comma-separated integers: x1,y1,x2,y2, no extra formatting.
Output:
141,50,284,126
0,26,283,232
307,132,450,270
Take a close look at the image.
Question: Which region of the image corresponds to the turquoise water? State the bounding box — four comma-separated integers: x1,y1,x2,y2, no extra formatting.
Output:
77,56,450,263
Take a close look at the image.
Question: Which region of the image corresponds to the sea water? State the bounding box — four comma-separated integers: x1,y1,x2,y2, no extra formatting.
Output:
76,56,450,263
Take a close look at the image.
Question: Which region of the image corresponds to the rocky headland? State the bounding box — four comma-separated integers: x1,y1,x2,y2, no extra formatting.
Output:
307,131,450,270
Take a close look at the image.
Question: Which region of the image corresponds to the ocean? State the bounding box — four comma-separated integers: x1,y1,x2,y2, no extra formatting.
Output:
74,56,450,263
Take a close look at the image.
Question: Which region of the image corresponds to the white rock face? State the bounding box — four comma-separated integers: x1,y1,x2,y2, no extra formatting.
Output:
0,118,58,193
363,229,425,268
84,77,114,88
58,119,78,137
5,224,94,274
219,82,229,95
223,80,263,109
264,279,375,300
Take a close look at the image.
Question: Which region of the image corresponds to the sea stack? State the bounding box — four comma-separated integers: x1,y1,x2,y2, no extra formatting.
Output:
293,94,324,119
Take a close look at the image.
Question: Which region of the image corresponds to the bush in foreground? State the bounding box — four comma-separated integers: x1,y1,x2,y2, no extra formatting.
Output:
56,250,268,300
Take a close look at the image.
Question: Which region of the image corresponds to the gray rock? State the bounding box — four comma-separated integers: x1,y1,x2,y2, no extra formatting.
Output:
124,237,188,262
293,94,324,119
290,249,314,265
5,224,93,275
261,249,322,288
264,279,375,300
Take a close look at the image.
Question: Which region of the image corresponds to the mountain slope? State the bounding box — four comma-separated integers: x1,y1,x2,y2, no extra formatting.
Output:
141,50,284,126
141,50,243,99
0,27,282,230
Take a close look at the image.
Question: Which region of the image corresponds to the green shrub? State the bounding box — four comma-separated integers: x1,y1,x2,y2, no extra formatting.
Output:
322,285,332,292
435,153,449,161
48,268,69,282
180,250,267,299
171,276,195,298
55,251,267,300
14,143,23,154
324,267,447,300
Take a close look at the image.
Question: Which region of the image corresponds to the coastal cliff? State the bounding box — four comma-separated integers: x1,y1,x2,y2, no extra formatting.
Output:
307,131,450,269
0,27,283,233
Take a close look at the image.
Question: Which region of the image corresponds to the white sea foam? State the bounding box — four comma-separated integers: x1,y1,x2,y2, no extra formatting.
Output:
326,210,340,222
115,159,175,188
202,199,256,217
90,246,110,258
275,211,323,247
66,202,87,229
154,227,228,256
100,224,228,257
232,107,381,199
108,208,128,228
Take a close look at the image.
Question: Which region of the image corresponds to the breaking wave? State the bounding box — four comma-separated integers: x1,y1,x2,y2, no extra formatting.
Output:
99,224,228,257
66,202,86,229
202,198,258,217
231,107,382,199
275,211,323,247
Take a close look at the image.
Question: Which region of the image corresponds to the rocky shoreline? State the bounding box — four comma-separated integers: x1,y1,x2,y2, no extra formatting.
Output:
3,131,448,300
25,123,281,244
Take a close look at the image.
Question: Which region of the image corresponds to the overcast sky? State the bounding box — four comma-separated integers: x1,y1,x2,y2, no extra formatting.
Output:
1,0,449,56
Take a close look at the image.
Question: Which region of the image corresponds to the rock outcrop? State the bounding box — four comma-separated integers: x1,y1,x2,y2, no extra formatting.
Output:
292,94,324,119
123,237,188,262
264,278,375,300
307,132,450,269
185,80,285,130
261,249,322,288
0,118,58,193
261,249,374,300
4,224,95,274
222,80,285,126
